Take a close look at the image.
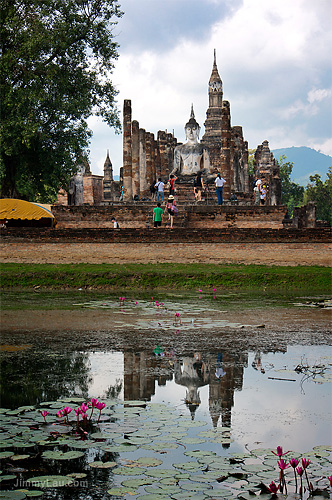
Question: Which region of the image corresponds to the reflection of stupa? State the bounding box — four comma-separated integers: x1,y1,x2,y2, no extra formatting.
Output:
174,356,210,419
208,351,247,447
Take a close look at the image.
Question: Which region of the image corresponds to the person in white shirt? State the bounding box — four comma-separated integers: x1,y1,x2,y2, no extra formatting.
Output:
155,178,165,202
214,173,226,205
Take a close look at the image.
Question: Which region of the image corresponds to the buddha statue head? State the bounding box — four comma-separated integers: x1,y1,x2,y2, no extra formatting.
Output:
184,105,200,144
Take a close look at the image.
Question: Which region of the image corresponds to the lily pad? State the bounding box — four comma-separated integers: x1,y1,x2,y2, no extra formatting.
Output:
27,475,74,487
0,492,27,500
42,450,84,460
16,491,43,498
113,466,147,475
107,487,137,496
121,478,152,488
88,461,117,468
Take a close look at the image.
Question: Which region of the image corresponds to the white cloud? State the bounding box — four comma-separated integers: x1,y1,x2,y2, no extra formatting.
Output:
308,88,332,104
88,0,332,175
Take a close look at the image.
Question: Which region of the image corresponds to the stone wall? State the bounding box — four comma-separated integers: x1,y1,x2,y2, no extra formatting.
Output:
51,203,288,230
2,226,330,243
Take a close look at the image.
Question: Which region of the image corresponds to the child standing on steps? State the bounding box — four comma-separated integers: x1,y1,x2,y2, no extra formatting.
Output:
165,195,177,228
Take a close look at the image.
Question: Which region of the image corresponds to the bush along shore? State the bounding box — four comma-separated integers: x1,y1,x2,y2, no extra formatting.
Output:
1,263,331,292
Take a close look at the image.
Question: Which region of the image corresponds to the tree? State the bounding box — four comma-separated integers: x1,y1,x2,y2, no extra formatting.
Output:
304,166,332,223
277,155,304,216
0,0,123,201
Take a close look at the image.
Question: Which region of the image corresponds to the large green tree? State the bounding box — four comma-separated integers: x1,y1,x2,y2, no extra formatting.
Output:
304,166,332,223
277,155,304,216
0,0,123,201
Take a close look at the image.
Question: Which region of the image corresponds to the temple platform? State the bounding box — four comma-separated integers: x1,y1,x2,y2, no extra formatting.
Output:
51,202,292,230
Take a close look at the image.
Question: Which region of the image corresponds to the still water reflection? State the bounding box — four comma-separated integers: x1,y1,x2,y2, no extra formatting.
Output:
2,343,331,453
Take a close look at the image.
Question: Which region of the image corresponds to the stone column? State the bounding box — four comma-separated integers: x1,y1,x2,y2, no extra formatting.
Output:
139,128,147,198
131,120,140,199
123,99,132,201
145,132,154,197
158,131,168,181
220,101,232,198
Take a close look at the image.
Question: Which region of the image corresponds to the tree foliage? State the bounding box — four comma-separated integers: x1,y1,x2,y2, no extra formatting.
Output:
304,166,332,223
0,0,123,200
277,155,304,216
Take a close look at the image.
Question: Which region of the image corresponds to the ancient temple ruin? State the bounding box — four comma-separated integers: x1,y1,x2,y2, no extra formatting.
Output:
57,51,280,207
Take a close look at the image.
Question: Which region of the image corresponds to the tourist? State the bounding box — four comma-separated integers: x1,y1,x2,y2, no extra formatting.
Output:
150,181,157,201
253,180,260,205
214,173,226,205
153,202,163,228
155,178,165,202
165,195,177,229
111,217,119,229
119,185,123,201
194,171,205,201
260,185,267,205
168,174,178,196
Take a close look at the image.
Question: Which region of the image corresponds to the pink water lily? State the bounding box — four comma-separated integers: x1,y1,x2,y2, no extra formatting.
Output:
268,481,280,494
90,398,98,408
56,409,64,419
80,402,89,413
96,401,106,422
296,466,304,476
289,458,300,468
40,410,48,423
290,457,300,492
278,459,290,470
273,445,289,457
301,458,311,469
328,475,332,487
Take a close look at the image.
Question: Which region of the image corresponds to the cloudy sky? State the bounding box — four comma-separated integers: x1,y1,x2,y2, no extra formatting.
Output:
87,0,332,177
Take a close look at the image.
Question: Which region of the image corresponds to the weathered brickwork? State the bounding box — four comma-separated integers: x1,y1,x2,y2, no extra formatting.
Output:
1,227,330,243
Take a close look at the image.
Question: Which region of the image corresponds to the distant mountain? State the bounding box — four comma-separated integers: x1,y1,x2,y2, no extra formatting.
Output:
272,147,332,186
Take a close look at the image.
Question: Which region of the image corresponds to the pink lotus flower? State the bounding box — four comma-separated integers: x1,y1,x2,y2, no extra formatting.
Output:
273,445,289,457
81,412,87,420
57,409,64,418
80,402,89,413
198,289,202,292
213,295,216,299
135,301,138,305
328,475,332,487
289,458,300,468
268,481,280,494
160,302,164,306
301,458,311,469
90,398,98,408
278,459,290,470
75,408,82,416
96,402,105,411
62,407,72,416
213,288,216,291
175,312,180,317
296,466,304,477
40,410,48,423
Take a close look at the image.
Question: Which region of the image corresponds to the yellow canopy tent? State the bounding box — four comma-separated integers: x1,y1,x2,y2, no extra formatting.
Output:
0,199,55,227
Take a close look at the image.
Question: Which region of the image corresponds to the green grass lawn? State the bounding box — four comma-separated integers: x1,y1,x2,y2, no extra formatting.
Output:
1,263,331,292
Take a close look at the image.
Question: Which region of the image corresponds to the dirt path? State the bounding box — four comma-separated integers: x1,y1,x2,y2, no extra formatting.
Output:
1,241,331,266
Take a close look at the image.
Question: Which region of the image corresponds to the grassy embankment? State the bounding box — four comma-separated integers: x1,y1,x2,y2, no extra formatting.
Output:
1,263,331,292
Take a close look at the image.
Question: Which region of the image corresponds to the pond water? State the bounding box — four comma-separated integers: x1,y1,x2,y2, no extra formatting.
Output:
0,291,331,499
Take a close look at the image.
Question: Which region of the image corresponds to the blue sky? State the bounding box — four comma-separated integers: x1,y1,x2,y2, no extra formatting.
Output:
87,0,332,177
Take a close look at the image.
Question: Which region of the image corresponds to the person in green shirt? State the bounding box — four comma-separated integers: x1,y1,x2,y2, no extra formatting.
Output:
153,202,164,228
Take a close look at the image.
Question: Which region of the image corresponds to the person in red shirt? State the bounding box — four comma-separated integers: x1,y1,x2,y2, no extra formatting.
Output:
168,174,178,196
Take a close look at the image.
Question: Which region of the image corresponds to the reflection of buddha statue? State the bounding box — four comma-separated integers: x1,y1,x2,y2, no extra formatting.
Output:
171,105,210,178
